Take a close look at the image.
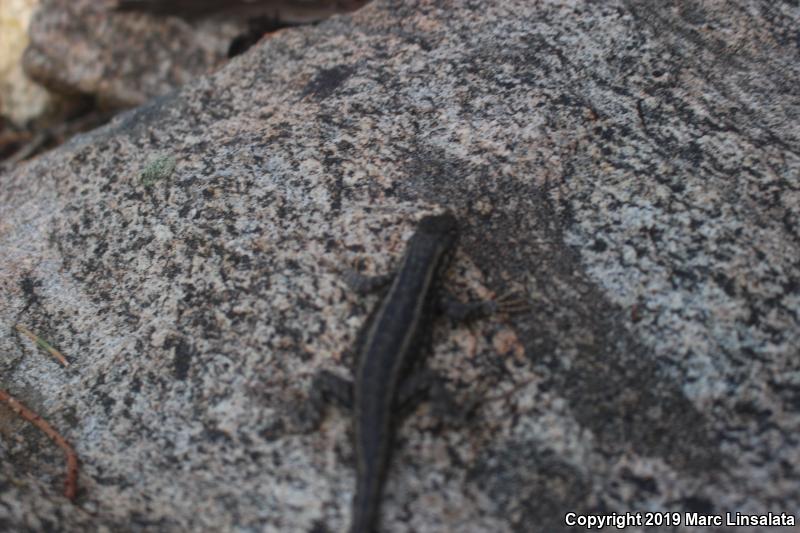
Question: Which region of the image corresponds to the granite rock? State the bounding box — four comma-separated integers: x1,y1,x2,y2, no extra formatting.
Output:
1,0,799,531
22,0,371,110
0,0,53,127
23,0,244,107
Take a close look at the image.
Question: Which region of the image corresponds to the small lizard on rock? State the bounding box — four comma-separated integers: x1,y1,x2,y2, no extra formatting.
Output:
305,212,527,533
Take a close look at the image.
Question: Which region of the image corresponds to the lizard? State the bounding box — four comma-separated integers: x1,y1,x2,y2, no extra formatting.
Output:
306,212,527,533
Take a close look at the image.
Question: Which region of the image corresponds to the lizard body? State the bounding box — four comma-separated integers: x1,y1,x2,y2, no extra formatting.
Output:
348,212,458,533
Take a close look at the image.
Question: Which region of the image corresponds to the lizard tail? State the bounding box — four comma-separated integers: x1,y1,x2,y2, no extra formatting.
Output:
349,475,382,533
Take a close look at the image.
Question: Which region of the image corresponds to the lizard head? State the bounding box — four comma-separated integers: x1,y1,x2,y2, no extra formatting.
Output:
415,212,459,276
417,212,458,245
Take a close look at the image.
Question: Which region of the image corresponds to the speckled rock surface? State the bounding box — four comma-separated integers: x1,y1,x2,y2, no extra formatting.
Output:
0,0,52,126
23,0,244,107
1,0,799,531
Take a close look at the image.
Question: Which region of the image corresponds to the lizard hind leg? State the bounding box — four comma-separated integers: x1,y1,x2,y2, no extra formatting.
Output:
395,369,471,426
294,370,354,433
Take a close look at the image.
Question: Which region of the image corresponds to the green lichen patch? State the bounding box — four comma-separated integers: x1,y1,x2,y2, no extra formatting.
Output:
140,154,176,187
